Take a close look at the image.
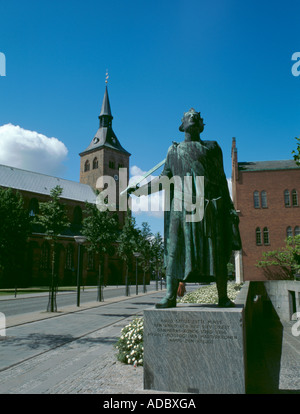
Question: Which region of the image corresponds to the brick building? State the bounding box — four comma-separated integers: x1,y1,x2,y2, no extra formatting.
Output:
0,86,138,288
231,137,300,281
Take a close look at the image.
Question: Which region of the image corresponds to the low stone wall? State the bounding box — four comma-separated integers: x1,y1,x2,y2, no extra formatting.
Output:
263,280,300,322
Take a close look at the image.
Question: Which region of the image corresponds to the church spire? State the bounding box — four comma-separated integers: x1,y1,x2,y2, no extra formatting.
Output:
99,85,113,127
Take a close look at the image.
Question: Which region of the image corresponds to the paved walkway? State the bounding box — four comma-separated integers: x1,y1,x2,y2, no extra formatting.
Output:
0,288,175,394
0,287,299,394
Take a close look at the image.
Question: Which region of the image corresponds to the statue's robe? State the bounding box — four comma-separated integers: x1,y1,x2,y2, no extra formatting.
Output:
161,139,241,282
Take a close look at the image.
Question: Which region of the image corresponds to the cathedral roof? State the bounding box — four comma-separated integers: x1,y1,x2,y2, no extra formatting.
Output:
0,164,96,204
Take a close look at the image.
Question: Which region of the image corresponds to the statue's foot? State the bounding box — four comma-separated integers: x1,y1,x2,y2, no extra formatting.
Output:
155,298,176,309
218,297,235,308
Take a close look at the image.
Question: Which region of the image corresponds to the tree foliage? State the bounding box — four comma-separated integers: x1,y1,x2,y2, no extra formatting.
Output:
292,136,300,166
82,203,119,261
138,222,153,271
0,188,31,286
33,186,70,241
117,212,140,264
150,232,164,274
32,185,70,311
256,235,300,280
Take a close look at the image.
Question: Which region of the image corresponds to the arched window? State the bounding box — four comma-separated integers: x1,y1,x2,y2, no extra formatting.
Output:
263,227,269,245
93,157,98,169
65,244,74,270
292,189,298,206
261,191,267,208
256,227,262,245
287,226,293,238
84,160,90,172
29,198,39,217
295,226,300,236
254,191,260,208
284,190,290,207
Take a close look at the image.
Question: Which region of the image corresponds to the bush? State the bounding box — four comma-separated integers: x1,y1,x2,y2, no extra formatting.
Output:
115,317,144,366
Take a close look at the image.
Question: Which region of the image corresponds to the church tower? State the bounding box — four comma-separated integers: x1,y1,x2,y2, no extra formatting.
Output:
79,85,131,210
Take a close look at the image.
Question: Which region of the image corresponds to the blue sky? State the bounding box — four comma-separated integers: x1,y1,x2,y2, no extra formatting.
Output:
1,0,300,234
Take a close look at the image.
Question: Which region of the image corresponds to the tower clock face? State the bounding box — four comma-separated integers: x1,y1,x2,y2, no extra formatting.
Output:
93,137,99,144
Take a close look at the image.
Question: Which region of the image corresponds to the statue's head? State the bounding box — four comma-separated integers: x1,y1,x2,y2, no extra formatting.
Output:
179,108,205,134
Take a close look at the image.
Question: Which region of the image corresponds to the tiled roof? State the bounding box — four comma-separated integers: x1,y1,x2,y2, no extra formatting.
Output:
80,126,130,156
238,159,299,172
0,164,96,204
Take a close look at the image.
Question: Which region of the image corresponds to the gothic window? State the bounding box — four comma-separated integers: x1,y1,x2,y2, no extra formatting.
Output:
295,226,300,236
65,244,74,270
109,161,115,169
93,157,98,169
284,190,290,207
287,226,293,238
261,191,267,208
29,198,39,217
263,227,270,245
118,163,124,169
84,160,90,172
256,227,262,245
292,189,298,206
254,191,260,208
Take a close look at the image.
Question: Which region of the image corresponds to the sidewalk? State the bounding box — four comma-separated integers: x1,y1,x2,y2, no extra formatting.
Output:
1,287,299,394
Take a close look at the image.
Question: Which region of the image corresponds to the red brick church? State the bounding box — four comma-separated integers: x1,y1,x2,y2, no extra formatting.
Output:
0,86,133,288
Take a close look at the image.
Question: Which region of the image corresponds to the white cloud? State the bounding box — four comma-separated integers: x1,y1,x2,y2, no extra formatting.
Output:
0,124,68,176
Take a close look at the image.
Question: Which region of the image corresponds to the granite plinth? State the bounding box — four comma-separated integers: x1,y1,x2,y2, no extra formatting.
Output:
144,304,246,394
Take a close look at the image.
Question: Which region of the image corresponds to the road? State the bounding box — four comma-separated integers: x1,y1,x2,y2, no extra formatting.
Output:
0,288,167,373
0,282,164,317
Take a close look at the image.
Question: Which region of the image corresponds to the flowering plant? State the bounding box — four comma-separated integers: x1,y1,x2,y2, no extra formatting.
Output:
178,282,243,304
115,317,144,366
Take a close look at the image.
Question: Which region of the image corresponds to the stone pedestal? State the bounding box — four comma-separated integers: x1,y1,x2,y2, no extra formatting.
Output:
143,304,246,394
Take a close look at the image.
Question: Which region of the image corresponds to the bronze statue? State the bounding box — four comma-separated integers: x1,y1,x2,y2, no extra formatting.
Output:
129,108,241,308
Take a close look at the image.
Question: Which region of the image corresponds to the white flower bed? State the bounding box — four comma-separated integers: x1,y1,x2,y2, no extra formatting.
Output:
178,282,243,304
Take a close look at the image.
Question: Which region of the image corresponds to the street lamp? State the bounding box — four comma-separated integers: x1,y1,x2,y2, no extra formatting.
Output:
74,235,87,307
133,252,141,295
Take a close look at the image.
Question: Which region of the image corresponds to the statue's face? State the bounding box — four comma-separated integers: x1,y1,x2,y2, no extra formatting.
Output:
180,110,204,134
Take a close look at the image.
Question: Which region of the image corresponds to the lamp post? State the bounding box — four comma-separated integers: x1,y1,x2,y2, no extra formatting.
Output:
133,252,141,295
74,235,87,307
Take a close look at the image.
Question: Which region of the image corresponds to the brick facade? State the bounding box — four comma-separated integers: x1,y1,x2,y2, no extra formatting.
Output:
231,138,300,281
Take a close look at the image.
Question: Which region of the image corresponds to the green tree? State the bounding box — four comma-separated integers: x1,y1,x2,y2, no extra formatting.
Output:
137,222,153,293
33,185,70,311
82,203,119,301
151,232,164,289
256,235,300,280
292,136,300,166
0,188,31,289
117,212,140,296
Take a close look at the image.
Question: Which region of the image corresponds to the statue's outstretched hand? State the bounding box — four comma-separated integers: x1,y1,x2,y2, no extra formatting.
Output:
127,184,140,195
